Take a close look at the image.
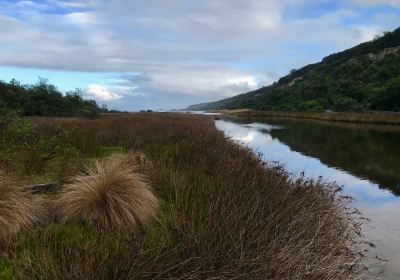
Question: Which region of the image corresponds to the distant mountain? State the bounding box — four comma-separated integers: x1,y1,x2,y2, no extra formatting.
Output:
187,27,400,112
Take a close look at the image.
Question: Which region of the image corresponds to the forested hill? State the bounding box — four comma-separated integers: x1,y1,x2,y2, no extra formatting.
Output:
0,79,106,117
187,27,400,112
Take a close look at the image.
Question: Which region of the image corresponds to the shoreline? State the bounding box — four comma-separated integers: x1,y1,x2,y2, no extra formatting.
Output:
211,109,400,125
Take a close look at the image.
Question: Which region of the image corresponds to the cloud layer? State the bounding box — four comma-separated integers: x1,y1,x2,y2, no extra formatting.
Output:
0,0,399,110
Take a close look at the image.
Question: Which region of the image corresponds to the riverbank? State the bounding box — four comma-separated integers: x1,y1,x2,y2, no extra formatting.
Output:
0,113,361,279
215,116,400,278
212,109,400,125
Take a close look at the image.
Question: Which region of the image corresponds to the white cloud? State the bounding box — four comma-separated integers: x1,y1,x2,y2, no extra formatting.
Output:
17,1,48,10
118,65,273,99
50,0,88,9
85,84,123,101
0,0,398,109
226,76,257,89
0,0,394,73
353,0,400,6
356,26,386,42
66,12,98,25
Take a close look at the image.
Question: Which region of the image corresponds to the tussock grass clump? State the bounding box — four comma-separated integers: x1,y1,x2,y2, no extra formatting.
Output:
0,180,46,249
55,154,158,232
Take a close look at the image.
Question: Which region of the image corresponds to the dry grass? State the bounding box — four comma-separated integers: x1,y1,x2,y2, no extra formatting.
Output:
0,180,46,250
5,113,363,279
55,154,158,232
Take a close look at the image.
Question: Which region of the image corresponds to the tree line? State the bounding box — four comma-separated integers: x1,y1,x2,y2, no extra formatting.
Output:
0,78,107,117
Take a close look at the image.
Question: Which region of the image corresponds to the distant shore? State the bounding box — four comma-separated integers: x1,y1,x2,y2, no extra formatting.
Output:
211,109,400,125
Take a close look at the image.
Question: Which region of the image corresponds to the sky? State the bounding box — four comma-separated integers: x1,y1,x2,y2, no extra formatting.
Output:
0,0,399,111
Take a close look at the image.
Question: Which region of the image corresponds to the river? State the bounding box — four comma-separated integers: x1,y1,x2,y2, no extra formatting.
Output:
215,115,400,279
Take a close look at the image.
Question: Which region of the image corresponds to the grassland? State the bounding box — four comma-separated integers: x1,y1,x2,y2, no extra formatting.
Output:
0,113,362,279
213,109,400,125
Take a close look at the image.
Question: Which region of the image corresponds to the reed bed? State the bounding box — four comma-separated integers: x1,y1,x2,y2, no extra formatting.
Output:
3,113,362,279
215,109,400,125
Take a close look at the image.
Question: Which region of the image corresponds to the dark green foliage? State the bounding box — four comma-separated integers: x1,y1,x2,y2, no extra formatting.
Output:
188,27,400,112
0,258,13,280
0,79,105,117
0,110,78,174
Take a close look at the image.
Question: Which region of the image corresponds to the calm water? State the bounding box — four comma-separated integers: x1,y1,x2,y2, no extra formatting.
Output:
215,116,400,279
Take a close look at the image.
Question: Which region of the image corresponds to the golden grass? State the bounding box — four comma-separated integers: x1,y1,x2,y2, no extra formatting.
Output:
55,154,158,232
0,180,46,249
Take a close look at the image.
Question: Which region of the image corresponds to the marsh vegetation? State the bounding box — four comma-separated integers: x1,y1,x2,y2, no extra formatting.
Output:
0,112,362,279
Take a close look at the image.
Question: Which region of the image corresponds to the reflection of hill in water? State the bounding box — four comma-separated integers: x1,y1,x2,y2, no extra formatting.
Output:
267,120,400,195
222,116,400,195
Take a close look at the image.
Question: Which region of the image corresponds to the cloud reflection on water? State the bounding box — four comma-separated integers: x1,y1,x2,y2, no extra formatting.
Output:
215,118,400,279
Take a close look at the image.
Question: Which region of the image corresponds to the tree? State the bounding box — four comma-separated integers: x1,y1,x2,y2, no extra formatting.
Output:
0,79,103,117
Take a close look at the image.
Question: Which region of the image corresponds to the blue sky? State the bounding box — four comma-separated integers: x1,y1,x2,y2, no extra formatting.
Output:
0,0,399,111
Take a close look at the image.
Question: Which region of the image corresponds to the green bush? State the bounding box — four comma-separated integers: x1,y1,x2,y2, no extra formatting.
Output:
0,110,78,175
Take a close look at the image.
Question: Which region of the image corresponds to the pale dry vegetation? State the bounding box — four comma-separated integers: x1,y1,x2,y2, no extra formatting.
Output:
0,113,362,279
55,154,158,232
0,180,46,250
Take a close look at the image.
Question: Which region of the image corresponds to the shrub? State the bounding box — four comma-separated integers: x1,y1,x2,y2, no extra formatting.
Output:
0,110,78,175
55,154,158,232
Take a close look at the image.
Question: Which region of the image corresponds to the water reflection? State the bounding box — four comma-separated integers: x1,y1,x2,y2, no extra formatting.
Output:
215,116,400,279
220,117,400,195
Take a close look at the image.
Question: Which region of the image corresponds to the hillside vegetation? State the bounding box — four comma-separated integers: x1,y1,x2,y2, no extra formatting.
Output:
187,27,400,112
